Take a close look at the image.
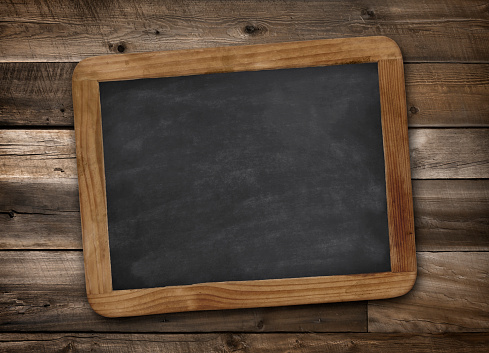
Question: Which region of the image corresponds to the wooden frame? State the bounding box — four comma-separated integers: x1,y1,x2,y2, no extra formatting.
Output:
73,36,416,318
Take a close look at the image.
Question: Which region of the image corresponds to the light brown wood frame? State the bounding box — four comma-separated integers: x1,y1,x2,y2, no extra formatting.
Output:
73,36,416,318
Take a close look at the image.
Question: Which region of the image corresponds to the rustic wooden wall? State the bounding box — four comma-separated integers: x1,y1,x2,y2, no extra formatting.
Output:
1,0,488,351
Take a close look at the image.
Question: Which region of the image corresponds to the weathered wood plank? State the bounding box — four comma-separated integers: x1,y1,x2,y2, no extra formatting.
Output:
0,63,75,126
0,130,76,179
0,251,366,332
405,64,489,127
413,180,489,251
2,180,488,251
1,333,488,352
1,63,488,127
0,0,488,62
369,252,489,333
2,129,488,180
0,180,81,249
409,129,489,179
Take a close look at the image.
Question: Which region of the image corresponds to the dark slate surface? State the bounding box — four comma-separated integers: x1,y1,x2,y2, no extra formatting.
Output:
99,63,391,291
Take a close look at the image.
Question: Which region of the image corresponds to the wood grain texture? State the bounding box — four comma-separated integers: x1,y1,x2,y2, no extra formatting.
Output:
1,0,488,62
87,272,416,317
3,63,488,127
2,180,488,251
369,252,489,333
0,180,81,249
72,36,402,82
378,58,415,273
0,63,75,126
0,251,366,332
73,37,416,316
73,79,112,296
413,180,489,251
409,129,489,179
0,130,76,179
405,64,489,127
1,333,489,352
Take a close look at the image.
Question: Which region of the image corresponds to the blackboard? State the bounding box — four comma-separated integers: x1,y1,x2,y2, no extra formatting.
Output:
73,37,416,317
99,63,391,291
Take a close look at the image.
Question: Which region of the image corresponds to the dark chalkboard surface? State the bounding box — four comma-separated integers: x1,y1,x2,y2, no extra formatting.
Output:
99,62,391,291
